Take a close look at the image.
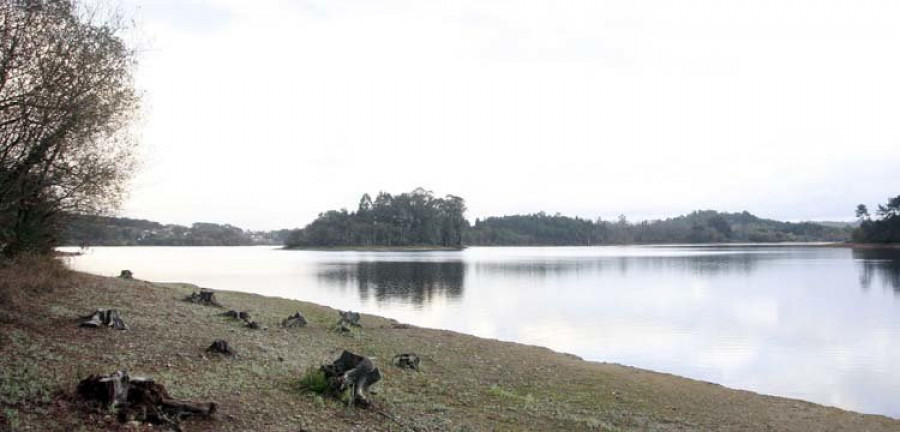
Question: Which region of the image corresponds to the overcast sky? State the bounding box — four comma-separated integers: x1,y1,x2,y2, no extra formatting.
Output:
117,0,900,230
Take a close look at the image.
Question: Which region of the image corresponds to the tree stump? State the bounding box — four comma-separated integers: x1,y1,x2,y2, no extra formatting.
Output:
77,370,216,428
206,339,235,356
321,350,381,407
185,289,221,307
220,310,251,321
244,320,264,330
392,353,421,371
80,309,129,330
281,312,308,328
119,270,133,280
337,310,361,328
219,310,263,329
77,370,130,408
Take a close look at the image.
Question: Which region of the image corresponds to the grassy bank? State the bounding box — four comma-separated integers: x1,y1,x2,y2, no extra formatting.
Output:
1,257,897,431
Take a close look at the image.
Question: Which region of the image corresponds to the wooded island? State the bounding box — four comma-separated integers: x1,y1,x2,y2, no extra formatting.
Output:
284,188,467,249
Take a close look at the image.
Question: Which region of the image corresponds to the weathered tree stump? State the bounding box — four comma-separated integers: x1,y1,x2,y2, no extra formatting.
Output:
77,370,131,407
219,310,264,330
392,353,421,371
206,339,235,356
77,370,216,428
337,310,361,328
119,270,133,280
220,310,251,321
321,350,381,407
80,309,129,330
244,320,264,330
281,312,308,328
185,289,222,307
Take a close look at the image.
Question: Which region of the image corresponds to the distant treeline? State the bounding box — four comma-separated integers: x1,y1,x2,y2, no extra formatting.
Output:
284,188,467,248
61,215,290,247
284,189,851,248
465,211,851,245
853,195,900,243
63,190,861,248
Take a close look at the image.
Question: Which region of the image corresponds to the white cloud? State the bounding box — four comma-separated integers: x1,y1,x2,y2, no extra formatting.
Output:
119,0,900,229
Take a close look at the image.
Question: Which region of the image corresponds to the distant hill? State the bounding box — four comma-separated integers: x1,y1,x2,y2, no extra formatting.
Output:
465,210,852,246
62,209,851,248
61,215,290,247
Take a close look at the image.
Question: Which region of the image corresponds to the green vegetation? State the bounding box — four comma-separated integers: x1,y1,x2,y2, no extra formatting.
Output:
297,367,330,394
0,1,139,257
487,384,535,405
60,214,290,246
285,188,467,248
853,195,900,243
466,210,849,245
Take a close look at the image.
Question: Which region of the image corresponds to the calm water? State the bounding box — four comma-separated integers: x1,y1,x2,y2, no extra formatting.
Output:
61,245,900,417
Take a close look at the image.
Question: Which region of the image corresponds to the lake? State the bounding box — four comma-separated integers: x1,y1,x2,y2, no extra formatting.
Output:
60,245,900,417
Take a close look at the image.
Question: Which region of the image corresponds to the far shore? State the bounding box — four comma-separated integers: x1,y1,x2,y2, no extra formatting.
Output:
55,241,900,252
283,242,900,251
282,245,466,252
821,242,900,249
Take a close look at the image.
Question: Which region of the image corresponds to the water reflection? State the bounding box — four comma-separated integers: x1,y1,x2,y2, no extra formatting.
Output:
318,261,465,305
619,252,763,276
455,251,766,283
318,252,769,306
853,248,900,293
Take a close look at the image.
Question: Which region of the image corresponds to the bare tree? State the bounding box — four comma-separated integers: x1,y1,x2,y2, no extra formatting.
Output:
0,0,139,256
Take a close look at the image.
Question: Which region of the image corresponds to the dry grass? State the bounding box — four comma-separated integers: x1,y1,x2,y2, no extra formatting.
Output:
0,254,70,307
0,257,898,431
